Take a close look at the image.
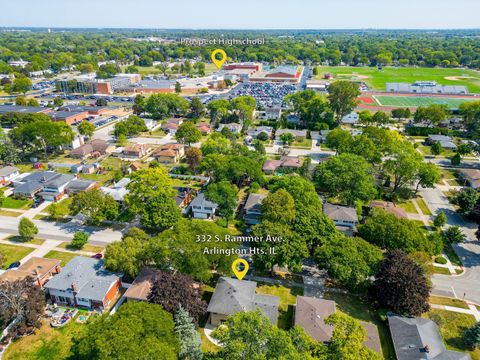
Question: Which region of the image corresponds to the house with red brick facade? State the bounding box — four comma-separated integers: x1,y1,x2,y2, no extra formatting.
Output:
44,256,122,312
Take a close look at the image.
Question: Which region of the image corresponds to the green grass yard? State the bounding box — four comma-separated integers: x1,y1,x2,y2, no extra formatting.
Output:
1,197,33,210
0,210,22,217
416,197,432,216
429,296,469,309
398,200,418,214
256,283,303,330
44,250,82,267
374,95,478,109
314,66,480,93
0,244,34,269
3,319,85,360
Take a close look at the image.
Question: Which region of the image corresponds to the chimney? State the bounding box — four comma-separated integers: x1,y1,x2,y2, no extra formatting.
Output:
71,282,78,307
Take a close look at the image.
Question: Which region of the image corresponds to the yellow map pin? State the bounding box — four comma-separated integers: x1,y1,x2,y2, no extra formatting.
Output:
232,259,249,280
211,49,227,69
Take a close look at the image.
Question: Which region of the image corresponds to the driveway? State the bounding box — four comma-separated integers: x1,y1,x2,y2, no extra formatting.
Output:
420,186,480,304
129,134,174,145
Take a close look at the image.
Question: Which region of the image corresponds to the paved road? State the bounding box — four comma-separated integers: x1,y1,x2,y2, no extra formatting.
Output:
421,186,480,304
0,215,122,247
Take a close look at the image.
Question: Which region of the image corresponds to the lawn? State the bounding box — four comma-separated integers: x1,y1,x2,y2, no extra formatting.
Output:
314,66,480,93
425,310,480,360
429,296,469,309
374,95,478,109
57,242,104,254
324,291,396,360
7,236,45,245
256,283,303,330
44,250,81,267
1,197,33,210
44,198,72,216
3,319,85,360
444,244,463,266
291,138,312,148
431,266,452,275
0,210,22,217
199,329,220,354
0,244,34,269
416,197,432,216
398,200,418,214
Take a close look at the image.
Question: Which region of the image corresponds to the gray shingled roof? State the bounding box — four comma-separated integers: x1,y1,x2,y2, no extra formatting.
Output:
0,166,19,177
45,257,122,302
388,316,471,360
207,277,279,324
190,192,218,209
244,193,265,213
294,296,336,343
323,203,358,223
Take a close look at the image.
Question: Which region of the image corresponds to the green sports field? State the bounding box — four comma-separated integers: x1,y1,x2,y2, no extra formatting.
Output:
315,66,480,93
373,95,478,109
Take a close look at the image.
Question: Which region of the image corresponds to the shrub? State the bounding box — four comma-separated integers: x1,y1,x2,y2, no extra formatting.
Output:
18,217,38,240
70,231,89,249
434,256,447,265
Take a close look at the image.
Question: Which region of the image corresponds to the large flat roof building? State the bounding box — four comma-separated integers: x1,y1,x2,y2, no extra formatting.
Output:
386,81,468,95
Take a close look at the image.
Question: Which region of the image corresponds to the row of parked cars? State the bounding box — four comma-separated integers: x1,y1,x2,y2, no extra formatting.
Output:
228,82,296,108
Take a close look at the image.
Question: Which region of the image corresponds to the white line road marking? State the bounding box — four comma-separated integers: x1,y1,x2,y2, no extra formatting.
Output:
451,286,458,299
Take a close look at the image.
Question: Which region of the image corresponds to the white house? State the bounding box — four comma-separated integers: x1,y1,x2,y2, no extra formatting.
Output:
189,193,218,219
217,123,243,134
0,166,20,185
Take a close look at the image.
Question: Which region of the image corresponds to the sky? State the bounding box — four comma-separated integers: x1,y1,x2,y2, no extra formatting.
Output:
1,0,479,29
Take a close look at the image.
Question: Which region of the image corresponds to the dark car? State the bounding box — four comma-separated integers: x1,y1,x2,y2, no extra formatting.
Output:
7,261,21,269
32,198,44,208
91,253,103,259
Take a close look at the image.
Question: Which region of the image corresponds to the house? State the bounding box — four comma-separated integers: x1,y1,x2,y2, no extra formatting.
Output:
370,200,408,219
129,161,142,172
341,112,359,125
0,166,20,185
244,193,266,225
426,134,458,150
388,315,471,360
153,143,185,164
256,108,282,121
196,122,211,134
81,164,97,175
323,203,358,235
0,257,61,288
294,296,336,343
161,118,183,135
275,129,307,141
122,144,148,159
50,110,88,125
45,257,122,312
247,126,273,139
124,267,160,302
217,123,243,134
262,156,302,175
189,192,218,219
460,169,480,189
39,173,76,201
70,139,111,159
66,179,98,194
174,187,194,208
100,178,130,203
207,277,279,325
13,171,73,200
295,296,382,355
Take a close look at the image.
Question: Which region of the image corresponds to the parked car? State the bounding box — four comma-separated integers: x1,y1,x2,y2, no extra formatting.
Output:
7,261,21,269
32,198,44,208
91,253,103,259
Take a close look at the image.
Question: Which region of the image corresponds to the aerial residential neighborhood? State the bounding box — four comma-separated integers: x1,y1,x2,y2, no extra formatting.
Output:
1,2,480,360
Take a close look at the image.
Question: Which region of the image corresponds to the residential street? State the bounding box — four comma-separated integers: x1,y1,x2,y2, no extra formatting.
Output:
0,215,122,246
421,186,480,304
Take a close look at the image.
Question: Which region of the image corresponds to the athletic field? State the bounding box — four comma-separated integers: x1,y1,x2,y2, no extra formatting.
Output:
373,95,479,109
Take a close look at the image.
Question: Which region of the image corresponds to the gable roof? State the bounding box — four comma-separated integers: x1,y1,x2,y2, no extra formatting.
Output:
207,277,279,324
0,257,61,283
124,267,159,301
0,166,19,177
323,203,358,223
244,193,266,213
388,315,471,360
294,296,336,343
45,256,122,302
190,192,218,209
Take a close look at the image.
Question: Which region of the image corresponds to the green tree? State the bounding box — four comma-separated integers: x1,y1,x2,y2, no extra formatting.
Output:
327,80,360,123
451,152,462,165
325,128,352,154
189,97,205,119
372,111,389,125
71,231,89,249
95,98,108,107
384,141,423,192
77,120,95,138
72,302,179,360
442,226,466,244
280,132,294,145
126,167,179,230
325,312,382,360
174,306,202,360
452,188,479,216
70,189,119,225
314,153,376,205
175,81,182,93
205,181,238,226
431,141,443,155
185,147,202,174
414,162,440,195
261,189,296,224
18,217,38,240
359,208,441,254
175,122,202,145
104,228,153,279
315,233,383,290
414,104,447,126
433,211,447,228
464,322,480,350
9,77,32,94
113,115,148,137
